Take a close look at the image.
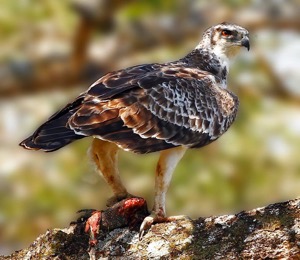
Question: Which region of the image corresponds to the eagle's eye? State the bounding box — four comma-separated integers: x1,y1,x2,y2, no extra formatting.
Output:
221,29,232,37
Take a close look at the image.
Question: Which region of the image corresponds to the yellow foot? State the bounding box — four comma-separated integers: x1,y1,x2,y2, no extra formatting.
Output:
139,213,189,239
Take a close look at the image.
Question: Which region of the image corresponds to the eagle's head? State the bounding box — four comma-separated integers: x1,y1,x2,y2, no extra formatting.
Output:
198,22,250,59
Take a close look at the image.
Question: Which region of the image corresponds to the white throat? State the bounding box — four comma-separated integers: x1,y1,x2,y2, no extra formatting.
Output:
195,41,231,89
212,45,230,67
195,41,230,70
211,46,230,89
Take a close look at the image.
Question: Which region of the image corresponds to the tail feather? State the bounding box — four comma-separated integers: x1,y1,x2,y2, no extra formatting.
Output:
20,96,86,152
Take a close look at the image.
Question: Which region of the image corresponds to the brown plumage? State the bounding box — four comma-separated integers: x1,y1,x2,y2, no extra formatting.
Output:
20,22,250,236
20,55,239,154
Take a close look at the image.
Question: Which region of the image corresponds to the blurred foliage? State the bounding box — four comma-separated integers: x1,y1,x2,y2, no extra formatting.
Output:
1,0,300,255
0,0,75,37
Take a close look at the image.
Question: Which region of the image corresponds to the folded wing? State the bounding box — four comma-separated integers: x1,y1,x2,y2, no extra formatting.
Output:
20,63,237,153
68,65,237,153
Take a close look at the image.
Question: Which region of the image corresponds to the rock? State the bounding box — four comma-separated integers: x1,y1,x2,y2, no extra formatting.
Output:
1,198,299,259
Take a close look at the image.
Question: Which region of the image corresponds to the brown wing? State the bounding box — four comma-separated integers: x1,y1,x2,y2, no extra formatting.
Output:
68,65,238,154
19,64,162,152
19,94,86,152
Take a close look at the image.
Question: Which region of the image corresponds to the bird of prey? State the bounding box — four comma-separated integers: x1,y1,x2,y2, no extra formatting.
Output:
20,22,250,235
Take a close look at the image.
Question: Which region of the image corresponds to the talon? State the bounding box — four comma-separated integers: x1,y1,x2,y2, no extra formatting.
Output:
139,214,190,240
139,216,154,239
139,212,166,240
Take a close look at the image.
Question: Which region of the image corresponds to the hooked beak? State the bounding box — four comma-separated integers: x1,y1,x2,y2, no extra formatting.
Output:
241,37,250,51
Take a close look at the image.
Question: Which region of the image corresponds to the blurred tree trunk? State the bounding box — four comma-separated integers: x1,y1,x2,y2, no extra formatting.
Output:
2,0,300,98
2,198,299,259
70,0,136,84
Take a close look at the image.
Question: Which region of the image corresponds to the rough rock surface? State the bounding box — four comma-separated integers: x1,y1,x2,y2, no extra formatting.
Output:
1,198,300,259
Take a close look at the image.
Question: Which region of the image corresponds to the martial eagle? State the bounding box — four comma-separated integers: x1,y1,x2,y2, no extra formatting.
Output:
20,22,250,235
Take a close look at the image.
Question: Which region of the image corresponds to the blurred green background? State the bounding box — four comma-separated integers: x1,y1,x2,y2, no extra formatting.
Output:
1,0,300,255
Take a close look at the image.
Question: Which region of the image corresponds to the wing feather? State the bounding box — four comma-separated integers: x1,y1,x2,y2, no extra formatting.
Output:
67,64,238,153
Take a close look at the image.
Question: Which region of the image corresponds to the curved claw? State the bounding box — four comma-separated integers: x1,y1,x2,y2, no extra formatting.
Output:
139,214,191,240
139,215,155,239
138,212,168,240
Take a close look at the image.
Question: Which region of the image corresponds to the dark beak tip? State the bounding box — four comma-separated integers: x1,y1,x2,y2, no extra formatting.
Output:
241,38,250,51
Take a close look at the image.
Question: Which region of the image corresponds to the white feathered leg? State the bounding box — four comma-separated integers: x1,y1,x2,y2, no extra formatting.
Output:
91,138,133,206
139,146,187,238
